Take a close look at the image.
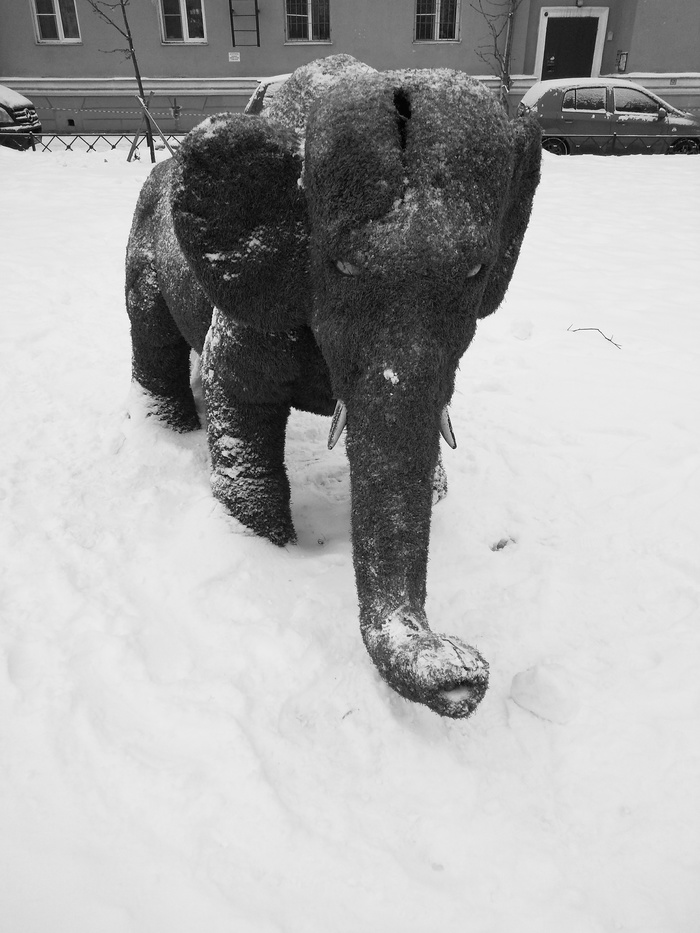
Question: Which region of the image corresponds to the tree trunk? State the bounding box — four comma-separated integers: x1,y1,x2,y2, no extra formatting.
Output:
119,0,155,163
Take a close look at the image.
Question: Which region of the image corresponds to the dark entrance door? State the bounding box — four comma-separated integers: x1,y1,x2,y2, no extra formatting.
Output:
542,17,598,79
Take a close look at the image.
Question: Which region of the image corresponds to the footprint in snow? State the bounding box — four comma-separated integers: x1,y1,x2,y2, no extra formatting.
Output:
510,662,580,724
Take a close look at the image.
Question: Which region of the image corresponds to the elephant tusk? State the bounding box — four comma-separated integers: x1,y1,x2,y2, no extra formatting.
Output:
335,260,361,277
440,407,457,449
327,400,348,450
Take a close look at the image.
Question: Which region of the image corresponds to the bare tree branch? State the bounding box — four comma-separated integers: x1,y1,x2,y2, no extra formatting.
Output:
99,46,134,61
83,0,129,40
470,0,525,112
567,325,622,349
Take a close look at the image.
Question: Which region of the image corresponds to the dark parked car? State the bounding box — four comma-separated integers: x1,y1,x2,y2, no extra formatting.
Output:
0,84,42,150
518,78,700,155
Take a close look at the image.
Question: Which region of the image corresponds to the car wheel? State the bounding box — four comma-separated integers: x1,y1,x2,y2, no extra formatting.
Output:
542,137,569,156
671,138,700,155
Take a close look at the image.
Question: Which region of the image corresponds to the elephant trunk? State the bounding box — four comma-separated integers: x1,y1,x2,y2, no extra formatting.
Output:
341,355,489,718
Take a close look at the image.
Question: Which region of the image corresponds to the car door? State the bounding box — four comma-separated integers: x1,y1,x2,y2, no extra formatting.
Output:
559,86,612,154
610,86,669,153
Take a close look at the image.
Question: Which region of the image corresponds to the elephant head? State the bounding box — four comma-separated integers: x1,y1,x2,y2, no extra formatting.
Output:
148,60,541,718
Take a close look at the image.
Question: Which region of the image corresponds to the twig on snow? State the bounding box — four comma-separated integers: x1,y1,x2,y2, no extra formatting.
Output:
567,325,622,349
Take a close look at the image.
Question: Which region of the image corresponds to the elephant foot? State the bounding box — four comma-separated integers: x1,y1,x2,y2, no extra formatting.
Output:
134,384,201,433
149,400,200,433
210,473,296,547
361,609,489,718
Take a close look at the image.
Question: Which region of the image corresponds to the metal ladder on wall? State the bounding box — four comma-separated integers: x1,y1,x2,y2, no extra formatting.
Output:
229,0,260,46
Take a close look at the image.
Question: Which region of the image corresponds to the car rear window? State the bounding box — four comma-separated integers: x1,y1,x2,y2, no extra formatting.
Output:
562,87,606,111
613,87,658,114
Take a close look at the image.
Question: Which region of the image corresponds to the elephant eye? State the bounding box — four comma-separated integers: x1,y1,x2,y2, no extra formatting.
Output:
335,260,361,277
466,263,483,278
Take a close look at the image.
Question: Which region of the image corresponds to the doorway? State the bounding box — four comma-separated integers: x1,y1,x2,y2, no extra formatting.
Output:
534,7,610,80
543,17,598,78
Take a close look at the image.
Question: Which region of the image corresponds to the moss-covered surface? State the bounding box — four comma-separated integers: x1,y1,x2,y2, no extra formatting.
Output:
125,56,541,717
171,115,310,334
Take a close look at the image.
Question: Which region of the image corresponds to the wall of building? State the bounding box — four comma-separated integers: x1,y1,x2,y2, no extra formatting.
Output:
0,0,520,132
628,0,700,73
0,1,516,82
1,0,699,133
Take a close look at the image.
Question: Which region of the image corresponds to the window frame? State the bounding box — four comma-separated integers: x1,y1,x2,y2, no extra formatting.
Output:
158,0,208,45
284,0,331,44
414,0,461,43
31,0,81,45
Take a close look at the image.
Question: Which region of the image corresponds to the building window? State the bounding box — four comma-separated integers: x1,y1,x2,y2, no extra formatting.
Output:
32,0,80,43
159,0,206,42
285,0,330,42
415,0,459,41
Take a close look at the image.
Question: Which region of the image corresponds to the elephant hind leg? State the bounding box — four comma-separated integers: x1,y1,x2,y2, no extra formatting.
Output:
131,337,200,432
127,278,200,432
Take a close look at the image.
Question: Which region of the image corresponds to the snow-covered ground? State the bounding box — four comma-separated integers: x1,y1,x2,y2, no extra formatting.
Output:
1,142,699,933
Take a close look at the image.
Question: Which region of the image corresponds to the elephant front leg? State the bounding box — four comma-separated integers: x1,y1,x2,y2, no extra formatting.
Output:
203,369,295,547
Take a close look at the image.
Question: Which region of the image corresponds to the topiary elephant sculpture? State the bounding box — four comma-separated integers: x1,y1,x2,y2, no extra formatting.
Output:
125,56,541,719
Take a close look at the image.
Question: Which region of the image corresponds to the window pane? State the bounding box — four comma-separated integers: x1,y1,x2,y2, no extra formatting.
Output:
35,0,58,40
287,16,308,39
311,0,329,40
614,87,658,114
562,89,575,110
575,87,605,111
416,0,436,39
37,14,60,40
58,0,79,38
162,0,183,39
286,0,308,39
415,16,434,39
185,0,204,38
438,0,457,40
164,15,184,39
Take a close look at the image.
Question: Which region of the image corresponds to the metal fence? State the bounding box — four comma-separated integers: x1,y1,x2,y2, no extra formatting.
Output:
3,132,186,156
6,130,697,157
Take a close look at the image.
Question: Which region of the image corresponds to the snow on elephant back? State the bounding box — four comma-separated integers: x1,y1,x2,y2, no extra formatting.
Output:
124,55,542,720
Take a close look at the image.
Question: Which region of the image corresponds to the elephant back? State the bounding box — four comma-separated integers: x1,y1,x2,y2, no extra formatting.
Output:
262,53,377,138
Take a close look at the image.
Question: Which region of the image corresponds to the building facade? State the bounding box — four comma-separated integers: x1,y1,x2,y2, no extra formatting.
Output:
1,0,698,134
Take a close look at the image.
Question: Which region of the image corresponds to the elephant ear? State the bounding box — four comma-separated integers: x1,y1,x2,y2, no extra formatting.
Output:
478,114,541,319
170,113,310,332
